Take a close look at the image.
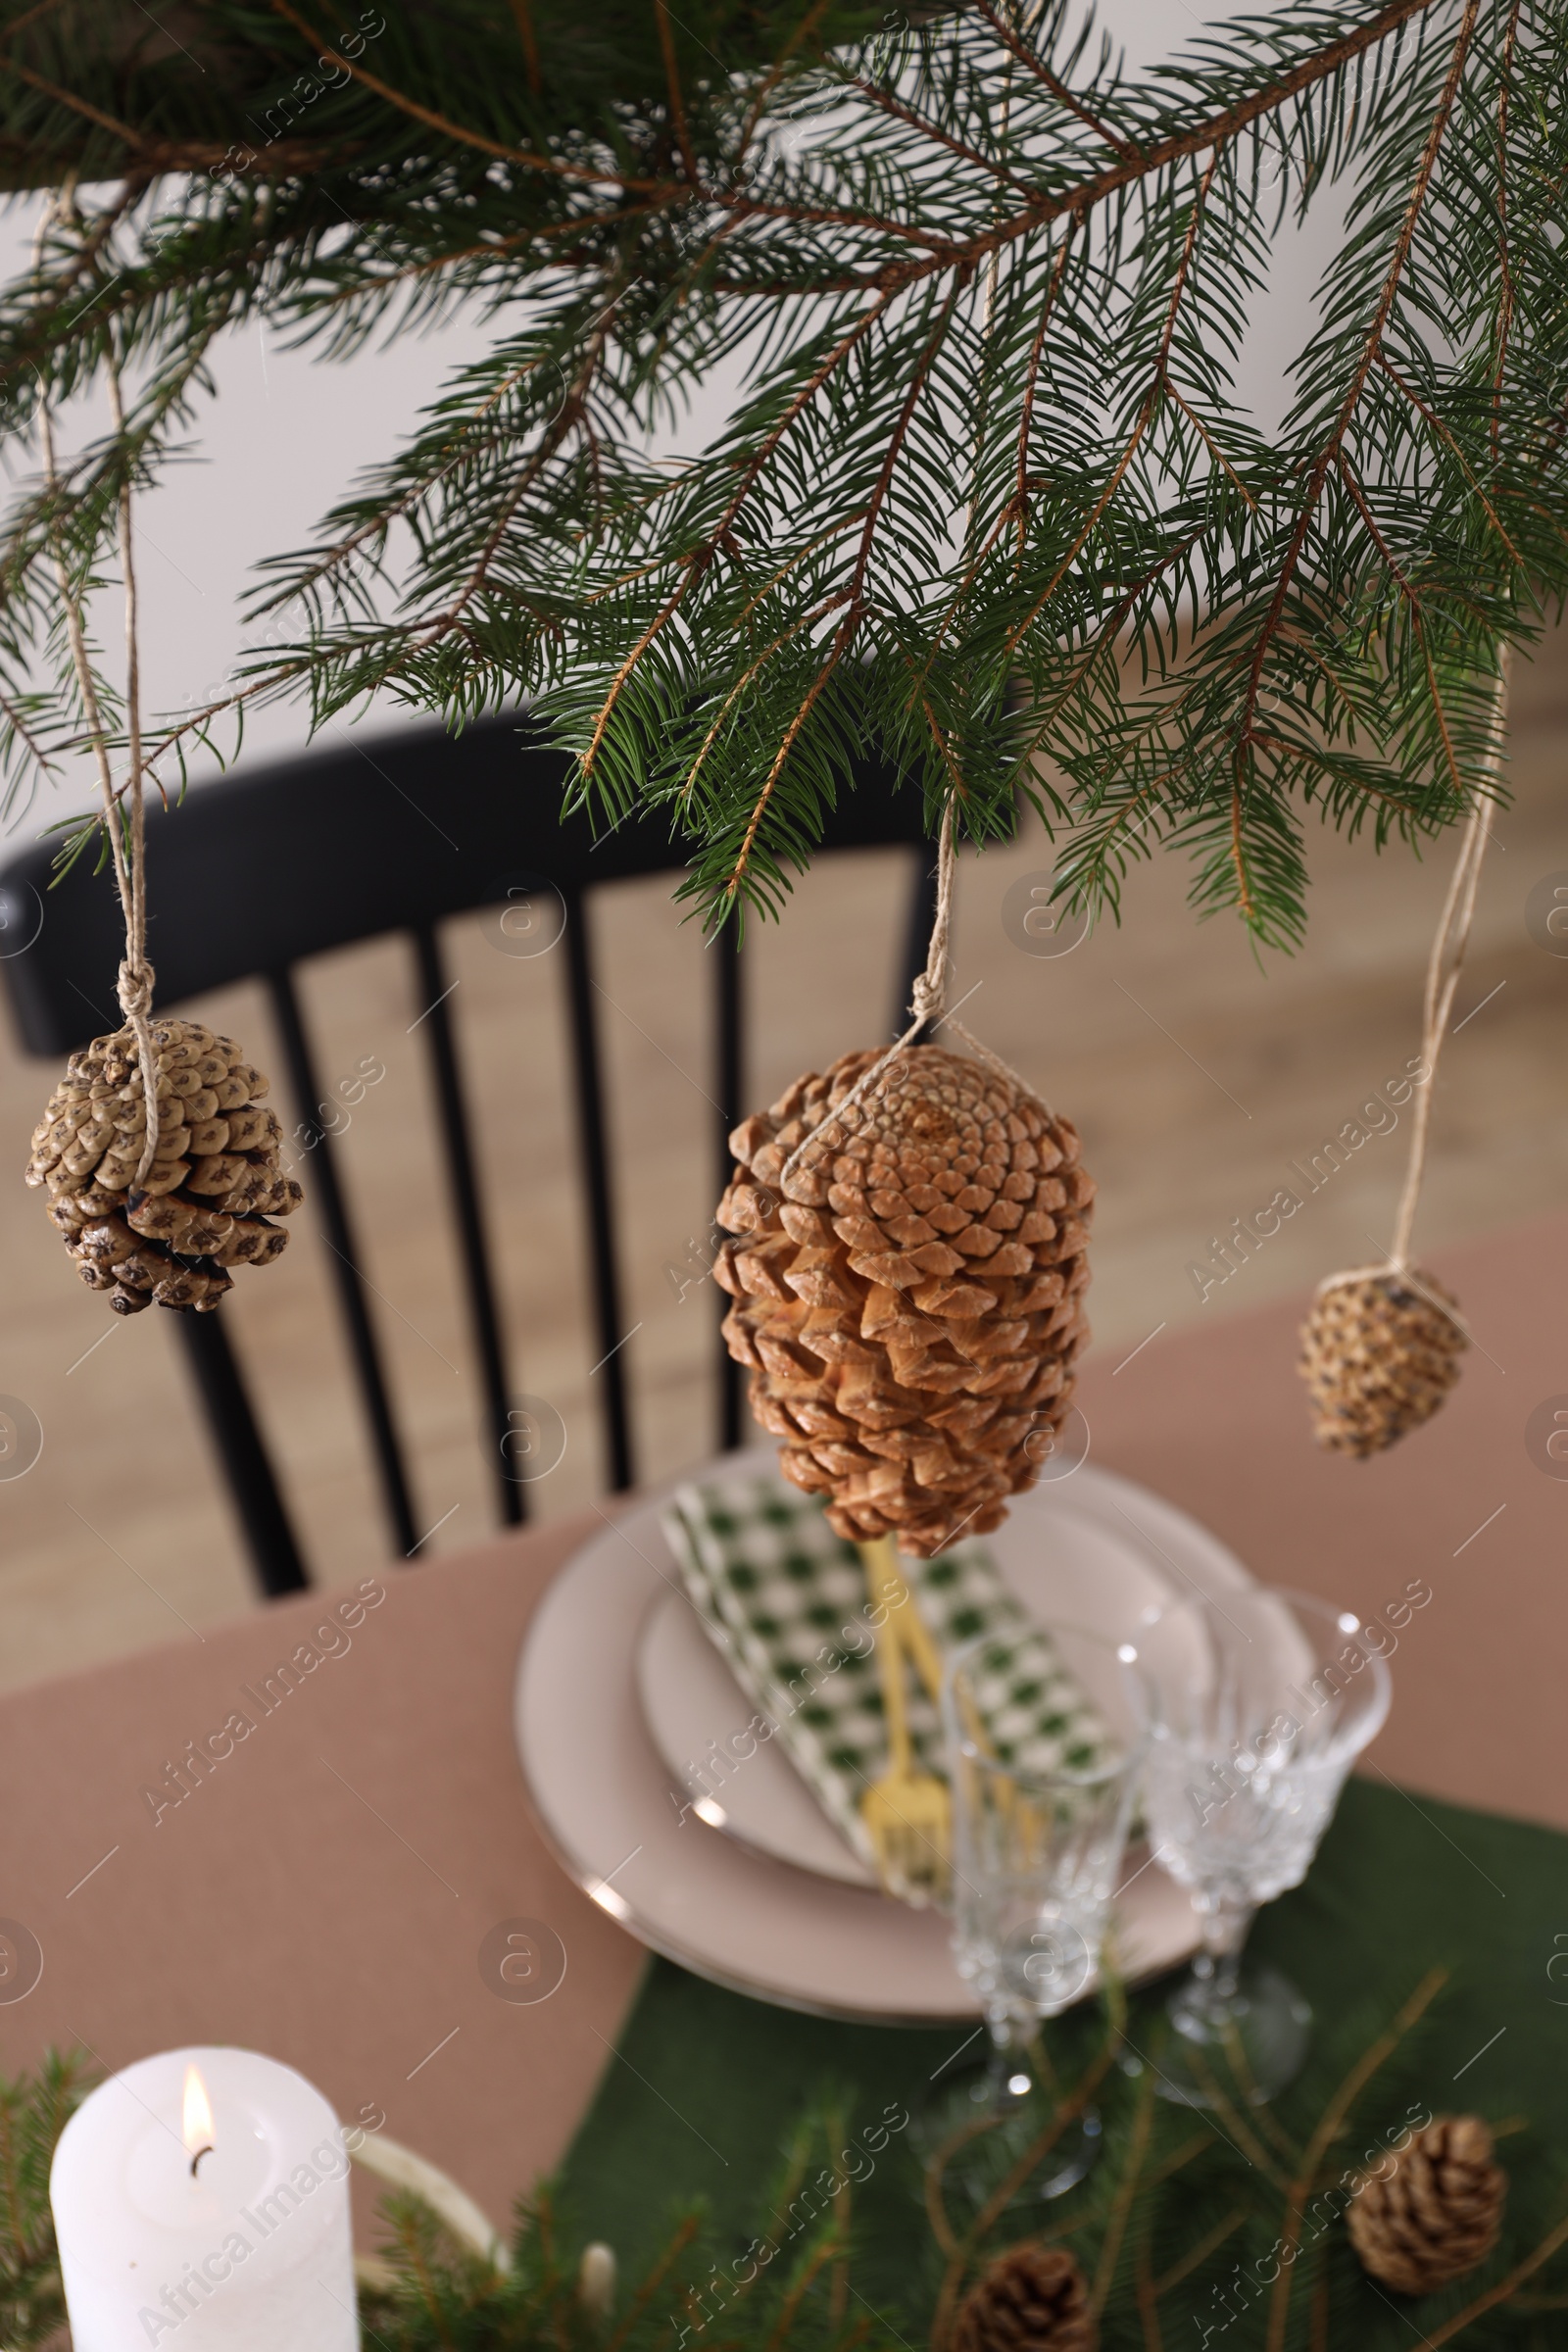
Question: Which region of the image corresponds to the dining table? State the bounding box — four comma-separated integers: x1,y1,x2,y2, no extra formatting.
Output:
3,1211,1566,2308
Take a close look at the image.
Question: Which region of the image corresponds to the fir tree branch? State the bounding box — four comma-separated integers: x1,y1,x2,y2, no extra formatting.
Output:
1236,0,1486,755
846,73,1038,191
0,0,1555,948
577,284,893,788
709,0,1446,299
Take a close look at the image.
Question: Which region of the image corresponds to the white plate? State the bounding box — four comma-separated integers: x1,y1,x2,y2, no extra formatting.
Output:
635,1463,1243,1889
514,1447,1256,2024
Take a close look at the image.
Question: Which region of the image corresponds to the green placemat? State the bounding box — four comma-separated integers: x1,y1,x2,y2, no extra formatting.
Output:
558,1779,1568,2324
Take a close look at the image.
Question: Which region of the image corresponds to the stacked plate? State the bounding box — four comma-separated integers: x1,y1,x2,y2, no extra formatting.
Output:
514,1446,1255,2024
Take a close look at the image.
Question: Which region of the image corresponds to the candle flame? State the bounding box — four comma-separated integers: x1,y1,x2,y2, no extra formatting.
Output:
182,2064,215,2163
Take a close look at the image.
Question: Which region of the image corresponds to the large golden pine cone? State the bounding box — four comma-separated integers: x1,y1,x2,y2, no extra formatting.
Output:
1298,1270,1466,1457
1346,2115,1505,2296
713,1044,1093,1557
24,1017,302,1316
951,2244,1096,2352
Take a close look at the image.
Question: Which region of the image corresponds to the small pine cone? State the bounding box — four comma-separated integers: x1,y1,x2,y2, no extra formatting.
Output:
1298,1270,1466,1458
952,2244,1095,2352
25,1017,302,1317
1347,2115,1505,2296
715,1044,1092,1557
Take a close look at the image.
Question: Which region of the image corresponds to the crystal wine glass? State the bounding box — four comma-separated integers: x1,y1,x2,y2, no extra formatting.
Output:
1132,1586,1392,2108
929,1625,1147,2200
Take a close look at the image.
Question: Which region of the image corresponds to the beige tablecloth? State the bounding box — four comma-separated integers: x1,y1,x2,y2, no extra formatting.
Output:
1,1212,1562,2240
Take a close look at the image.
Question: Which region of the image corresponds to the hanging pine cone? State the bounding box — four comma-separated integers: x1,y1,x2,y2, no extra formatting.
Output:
25,1017,302,1316
952,2244,1096,2352
1298,1269,1466,1457
1346,2115,1505,2296
714,1043,1092,1557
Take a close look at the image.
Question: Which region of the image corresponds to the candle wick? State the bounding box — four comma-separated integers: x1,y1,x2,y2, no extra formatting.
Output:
190,2145,214,2179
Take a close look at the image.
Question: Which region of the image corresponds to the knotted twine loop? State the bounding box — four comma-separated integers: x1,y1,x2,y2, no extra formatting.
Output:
1316,650,1510,1323
778,209,1039,1194
116,955,161,1186
36,190,162,1182
779,801,1046,1193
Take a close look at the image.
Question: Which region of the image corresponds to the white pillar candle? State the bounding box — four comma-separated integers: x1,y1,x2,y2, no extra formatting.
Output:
50,2046,357,2351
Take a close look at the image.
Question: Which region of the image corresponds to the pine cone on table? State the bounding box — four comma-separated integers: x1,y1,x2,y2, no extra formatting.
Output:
1298,1270,1466,1457
952,2243,1096,2352
714,1043,1093,1557
1346,2115,1505,2296
25,1018,302,1316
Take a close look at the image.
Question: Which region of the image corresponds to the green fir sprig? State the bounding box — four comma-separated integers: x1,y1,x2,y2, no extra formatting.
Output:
0,0,1561,944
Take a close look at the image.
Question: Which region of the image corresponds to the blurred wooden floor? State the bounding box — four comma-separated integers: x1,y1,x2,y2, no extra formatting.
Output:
0,645,1563,1688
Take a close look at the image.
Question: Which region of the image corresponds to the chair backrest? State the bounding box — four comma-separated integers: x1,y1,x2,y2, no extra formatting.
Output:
0,715,940,1595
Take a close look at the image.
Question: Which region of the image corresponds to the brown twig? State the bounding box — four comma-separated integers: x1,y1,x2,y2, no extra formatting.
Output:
0,0,72,50
1165,383,1258,511
1376,351,1523,565
1309,2265,1331,2352
507,0,542,95
0,683,57,777
710,0,1442,306
1134,2241,1164,2352
1421,2207,1568,2344
654,0,699,187
578,286,891,789
848,74,1037,190
1004,147,1220,660
268,0,673,194
1152,2209,1249,2297
1091,2069,1154,2315
732,0,832,171
0,54,150,150
1179,2049,1295,2194
1490,0,1522,467
1263,1967,1447,2352
929,1986,1128,2352
762,2231,842,2352
678,598,846,809
1012,221,1078,563
718,270,966,905
603,2215,700,2352
969,0,1141,158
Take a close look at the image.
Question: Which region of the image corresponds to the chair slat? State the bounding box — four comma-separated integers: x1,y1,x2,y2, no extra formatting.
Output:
411,925,522,1526
713,913,745,1453
267,968,424,1558
173,1311,310,1593
561,895,635,1492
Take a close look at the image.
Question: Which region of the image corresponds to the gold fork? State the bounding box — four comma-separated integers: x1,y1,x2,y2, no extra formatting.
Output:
865,1536,945,1701
858,1537,950,1904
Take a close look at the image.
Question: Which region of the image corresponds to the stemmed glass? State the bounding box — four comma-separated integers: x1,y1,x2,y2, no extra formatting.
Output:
1132,1586,1392,2107
927,1625,1147,2200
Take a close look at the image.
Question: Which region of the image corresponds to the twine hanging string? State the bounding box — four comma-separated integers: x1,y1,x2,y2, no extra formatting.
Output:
34,194,161,1182
1317,648,1512,1304
778,800,1036,1192
778,122,1041,1197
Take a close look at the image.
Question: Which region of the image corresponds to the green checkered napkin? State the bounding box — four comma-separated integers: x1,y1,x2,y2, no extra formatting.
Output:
662,1468,1111,1870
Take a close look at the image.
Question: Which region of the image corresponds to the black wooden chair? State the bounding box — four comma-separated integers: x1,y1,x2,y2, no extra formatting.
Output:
0,715,940,1597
